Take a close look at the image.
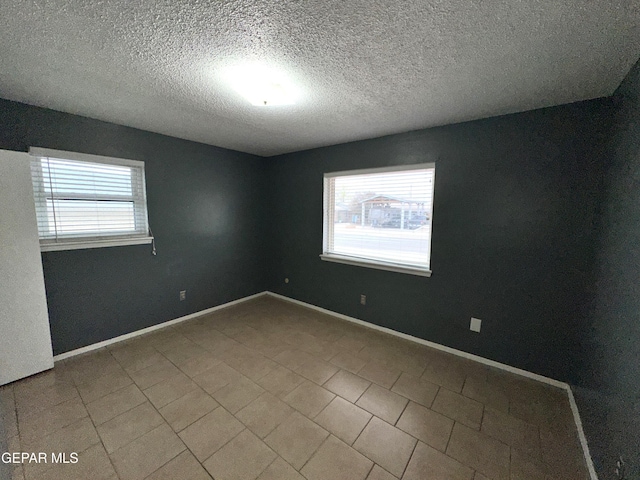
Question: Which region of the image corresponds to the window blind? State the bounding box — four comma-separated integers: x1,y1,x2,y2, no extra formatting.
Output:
323,164,435,271
29,148,150,247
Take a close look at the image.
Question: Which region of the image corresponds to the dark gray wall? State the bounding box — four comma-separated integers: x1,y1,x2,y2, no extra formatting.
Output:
0,98,268,355
265,99,614,384
574,59,640,479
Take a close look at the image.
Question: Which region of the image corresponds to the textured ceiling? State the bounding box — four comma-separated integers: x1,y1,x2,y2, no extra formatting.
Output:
1,1,639,156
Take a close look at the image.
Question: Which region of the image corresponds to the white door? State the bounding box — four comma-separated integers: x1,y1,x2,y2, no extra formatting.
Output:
0,149,53,385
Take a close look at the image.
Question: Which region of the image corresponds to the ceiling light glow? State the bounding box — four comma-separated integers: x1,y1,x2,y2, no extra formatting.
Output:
225,64,299,106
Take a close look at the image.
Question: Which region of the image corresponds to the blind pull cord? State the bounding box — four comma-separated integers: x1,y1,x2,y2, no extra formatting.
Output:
149,227,157,256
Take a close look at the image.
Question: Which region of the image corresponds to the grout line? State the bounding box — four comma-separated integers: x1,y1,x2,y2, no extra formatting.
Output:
364,461,375,480
429,385,441,409
351,415,374,448
298,431,331,472
443,420,456,454
394,399,411,427
401,436,419,479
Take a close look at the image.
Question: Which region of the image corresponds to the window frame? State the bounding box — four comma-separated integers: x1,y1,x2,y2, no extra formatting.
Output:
321,163,435,277
29,147,153,252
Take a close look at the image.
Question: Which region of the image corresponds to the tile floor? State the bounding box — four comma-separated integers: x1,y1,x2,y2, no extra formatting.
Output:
0,296,590,480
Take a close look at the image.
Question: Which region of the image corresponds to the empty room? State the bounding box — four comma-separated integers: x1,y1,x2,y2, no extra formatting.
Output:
0,1,639,479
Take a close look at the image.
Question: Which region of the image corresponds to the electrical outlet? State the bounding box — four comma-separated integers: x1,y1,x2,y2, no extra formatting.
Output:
360,294,366,305
470,317,481,333
179,290,186,301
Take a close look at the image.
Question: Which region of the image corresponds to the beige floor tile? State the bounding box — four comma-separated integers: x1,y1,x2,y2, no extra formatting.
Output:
236,392,294,438
315,397,372,445
294,357,340,385
211,375,264,413
120,349,167,374
76,368,132,404
356,384,408,424
161,342,209,365
283,381,335,418
273,349,316,371
253,339,291,360
19,396,88,443
21,416,99,454
539,427,588,478
12,367,70,396
462,376,509,413
192,362,243,395
386,351,427,378
143,372,198,409
391,372,439,408
159,388,219,432
324,370,371,403
403,441,473,480
108,340,156,363
21,417,100,479
256,457,305,480
1,405,19,439
15,382,80,418
176,352,221,378
352,417,416,477
301,435,373,480
481,408,540,459
146,450,212,480
65,350,123,385
432,388,484,430
230,355,278,381
510,448,547,480
178,407,244,461
446,423,510,480
357,361,401,389
85,383,146,425
366,465,397,480
6,434,20,452
128,358,181,390
204,429,276,480
330,351,367,374
33,444,117,480
474,472,491,480
10,465,24,480
150,331,195,354
421,357,468,393
110,423,185,480
335,335,368,353
264,411,329,470
510,391,574,434
97,402,164,453
396,401,454,452
256,365,306,398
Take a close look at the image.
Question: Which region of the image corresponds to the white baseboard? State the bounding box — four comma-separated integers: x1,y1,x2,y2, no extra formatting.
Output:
566,385,599,480
265,291,598,480
53,291,267,361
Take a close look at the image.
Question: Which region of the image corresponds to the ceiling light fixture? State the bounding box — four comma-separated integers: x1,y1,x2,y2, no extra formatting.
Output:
225,64,299,106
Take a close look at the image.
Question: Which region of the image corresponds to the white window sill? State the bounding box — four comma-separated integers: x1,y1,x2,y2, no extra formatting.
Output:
40,236,153,252
320,253,432,277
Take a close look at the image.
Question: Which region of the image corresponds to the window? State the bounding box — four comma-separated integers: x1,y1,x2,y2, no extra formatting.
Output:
29,147,152,251
321,163,435,276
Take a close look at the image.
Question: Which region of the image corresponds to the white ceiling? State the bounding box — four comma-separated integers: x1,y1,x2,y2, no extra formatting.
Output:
1,1,639,157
